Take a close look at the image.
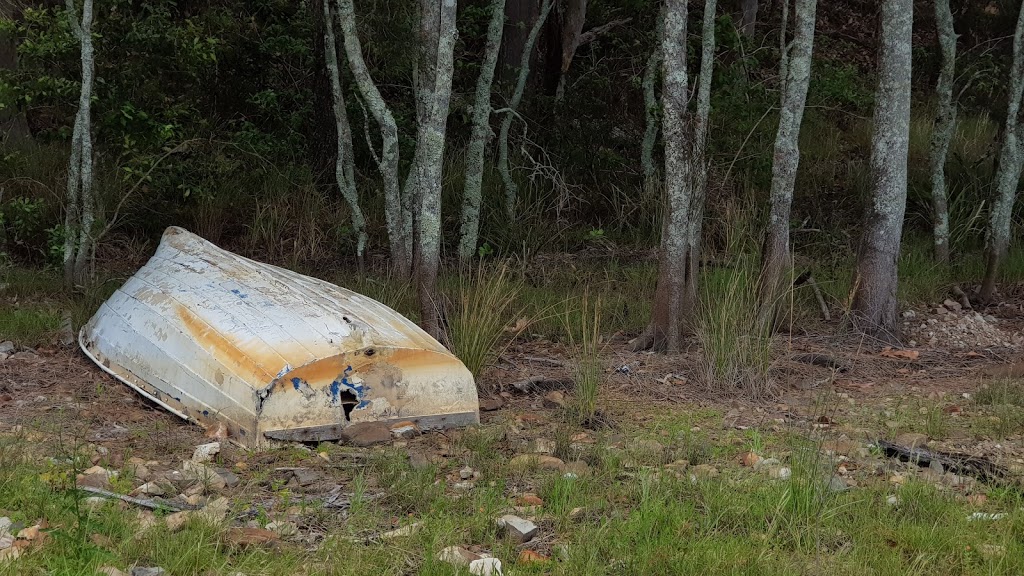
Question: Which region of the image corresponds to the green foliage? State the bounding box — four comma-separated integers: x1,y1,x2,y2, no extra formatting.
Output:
562,294,604,425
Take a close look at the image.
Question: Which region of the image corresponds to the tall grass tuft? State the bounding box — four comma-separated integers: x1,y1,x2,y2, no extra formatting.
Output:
563,294,604,425
442,265,524,383
695,261,777,400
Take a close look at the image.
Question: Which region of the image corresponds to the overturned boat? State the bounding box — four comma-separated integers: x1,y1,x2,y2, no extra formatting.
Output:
79,226,479,446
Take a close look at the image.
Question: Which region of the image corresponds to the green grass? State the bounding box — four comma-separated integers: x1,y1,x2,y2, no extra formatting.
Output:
0,305,61,347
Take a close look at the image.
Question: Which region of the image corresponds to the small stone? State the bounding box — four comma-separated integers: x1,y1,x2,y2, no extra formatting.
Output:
182,461,227,492
389,421,419,439
82,496,107,510
98,567,128,576
265,521,298,539
966,493,987,506
340,422,392,446
740,452,761,467
886,495,899,505
518,493,544,506
690,464,718,478
216,468,240,487
0,341,14,354
407,450,431,470
437,546,481,566
518,549,548,564
191,442,220,463
16,525,39,541
460,466,474,480
529,438,557,455
131,568,167,576
755,457,780,469
469,557,503,576
929,459,945,475
543,391,566,408
889,474,906,485
135,482,165,496
287,468,320,487
0,518,11,538
205,422,229,441
509,454,565,471
978,544,1006,559
379,522,422,539
453,481,475,490
496,514,538,543
943,299,962,311
196,497,230,524
894,432,928,448
827,476,848,492
165,512,191,532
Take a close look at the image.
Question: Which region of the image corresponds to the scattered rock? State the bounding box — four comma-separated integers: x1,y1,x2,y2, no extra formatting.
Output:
134,482,165,497
215,468,240,487
771,467,792,480
266,521,299,539
518,549,548,564
740,452,761,467
437,545,481,566
894,433,928,449
496,515,538,543
82,496,107,510
978,544,1006,559
479,396,504,411
509,454,565,471
131,568,167,576
182,461,227,492
197,497,230,524
518,493,543,506
98,567,128,576
379,522,421,540
0,517,11,538
407,450,431,470
690,464,719,479
389,421,419,439
826,475,848,492
0,341,14,355
287,468,320,488
469,557,503,576
966,493,988,506
77,466,116,490
529,438,557,455
205,422,229,441
453,481,475,491
886,495,899,506
340,422,392,447
191,442,221,463
460,466,475,480
165,512,191,532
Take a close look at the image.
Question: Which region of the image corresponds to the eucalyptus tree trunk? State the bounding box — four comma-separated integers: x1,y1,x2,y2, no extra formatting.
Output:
682,0,718,315
546,0,587,99
740,0,758,37
636,0,690,353
851,0,912,337
761,0,817,298
459,0,506,262
335,0,408,274
980,2,1024,303
411,0,458,340
497,0,553,218
929,0,956,264
322,0,366,265
63,0,95,290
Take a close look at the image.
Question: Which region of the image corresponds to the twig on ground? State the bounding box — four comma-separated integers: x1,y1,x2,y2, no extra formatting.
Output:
78,485,191,511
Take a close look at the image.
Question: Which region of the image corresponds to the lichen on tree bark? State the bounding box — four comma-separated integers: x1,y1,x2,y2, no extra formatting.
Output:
929,0,956,264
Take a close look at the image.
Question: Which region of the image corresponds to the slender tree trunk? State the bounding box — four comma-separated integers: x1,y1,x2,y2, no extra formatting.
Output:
638,0,690,353
459,0,506,261
63,0,95,290
497,0,553,218
0,4,31,144
740,0,758,37
761,0,817,298
980,2,1024,303
542,0,586,99
335,0,409,274
851,0,912,337
498,0,539,83
323,0,366,265
412,0,458,340
641,47,661,187
930,0,956,264
682,0,719,317
310,0,339,190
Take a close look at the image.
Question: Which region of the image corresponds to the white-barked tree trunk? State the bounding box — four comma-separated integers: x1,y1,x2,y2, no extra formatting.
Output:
929,0,956,264
63,0,95,289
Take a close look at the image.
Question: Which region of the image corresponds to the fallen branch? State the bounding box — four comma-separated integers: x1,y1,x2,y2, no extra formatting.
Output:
876,439,1010,484
78,485,192,512
577,18,633,47
792,353,848,372
522,356,567,368
509,375,573,393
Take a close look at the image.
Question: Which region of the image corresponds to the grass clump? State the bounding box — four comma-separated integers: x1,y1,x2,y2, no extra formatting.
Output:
695,261,777,400
563,294,604,425
442,264,524,381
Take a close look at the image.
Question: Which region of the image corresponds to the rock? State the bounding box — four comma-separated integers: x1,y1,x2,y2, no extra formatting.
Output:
966,493,987,506
82,496,107,510
182,461,227,491
459,466,475,480
543,391,567,409
563,461,590,476
509,454,565,471
8,350,39,362
529,437,557,455
131,568,167,576
690,464,718,478
98,567,128,576
943,299,962,311
134,482,165,496
0,518,11,538
978,544,1006,559
754,457,780,469
215,468,240,487
928,459,945,475
454,481,475,491
469,557,503,576
0,535,12,551
265,521,298,539
197,497,230,524
136,511,158,534
437,545,481,566
340,422,392,446
224,527,280,547
379,522,421,540
740,452,761,467
0,341,14,355
16,525,39,541
894,432,928,449
191,442,221,463
287,468,320,488
886,495,899,506
479,396,504,411
389,421,419,439
497,514,538,543
407,450,431,470
518,549,548,564
77,466,116,490
827,476,848,492
165,512,191,532
518,493,543,506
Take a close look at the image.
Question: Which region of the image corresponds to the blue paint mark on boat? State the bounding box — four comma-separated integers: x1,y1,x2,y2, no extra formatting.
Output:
292,377,303,390
329,380,341,404
202,410,209,416
355,400,370,410
230,288,248,299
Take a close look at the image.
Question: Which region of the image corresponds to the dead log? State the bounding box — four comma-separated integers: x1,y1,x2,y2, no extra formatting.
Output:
876,439,1010,484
